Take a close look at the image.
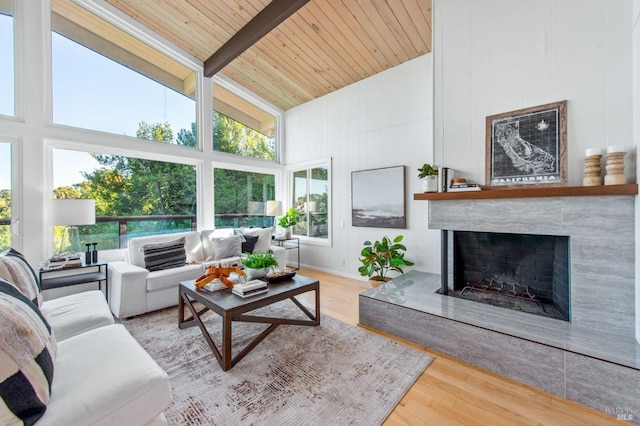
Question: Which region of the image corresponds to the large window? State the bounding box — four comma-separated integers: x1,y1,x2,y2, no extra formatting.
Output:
213,84,276,161
52,0,196,145
291,162,330,240
213,168,275,229
0,142,11,250
53,148,197,253
0,0,14,117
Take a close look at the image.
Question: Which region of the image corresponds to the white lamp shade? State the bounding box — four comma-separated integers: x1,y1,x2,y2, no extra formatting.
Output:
52,199,96,225
265,200,283,216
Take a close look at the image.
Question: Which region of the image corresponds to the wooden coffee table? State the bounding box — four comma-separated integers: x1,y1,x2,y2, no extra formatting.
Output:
178,275,320,371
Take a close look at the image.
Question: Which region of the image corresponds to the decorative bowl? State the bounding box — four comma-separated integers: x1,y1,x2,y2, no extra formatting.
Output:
265,270,296,283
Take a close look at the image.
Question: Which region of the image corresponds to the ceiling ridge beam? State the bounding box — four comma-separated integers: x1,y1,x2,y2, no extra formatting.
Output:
204,0,310,77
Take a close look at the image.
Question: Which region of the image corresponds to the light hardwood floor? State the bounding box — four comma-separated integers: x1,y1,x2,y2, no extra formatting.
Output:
296,268,620,425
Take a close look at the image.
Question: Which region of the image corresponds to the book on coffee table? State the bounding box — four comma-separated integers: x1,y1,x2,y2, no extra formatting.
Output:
232,279,268,297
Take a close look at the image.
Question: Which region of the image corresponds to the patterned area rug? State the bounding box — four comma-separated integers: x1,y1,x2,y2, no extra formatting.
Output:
121,300,433,425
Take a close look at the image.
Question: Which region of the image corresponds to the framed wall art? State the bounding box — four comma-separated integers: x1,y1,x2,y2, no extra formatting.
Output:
351,165,406,229
486,100,567,188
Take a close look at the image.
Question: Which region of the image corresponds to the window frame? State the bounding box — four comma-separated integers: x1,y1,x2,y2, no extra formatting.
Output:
212,160,282,228
0,137,22,251
212,76,283,164
286,158,332,246
50,0,202,148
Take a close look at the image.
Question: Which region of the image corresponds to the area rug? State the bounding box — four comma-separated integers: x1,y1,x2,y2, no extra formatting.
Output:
120,300,433,425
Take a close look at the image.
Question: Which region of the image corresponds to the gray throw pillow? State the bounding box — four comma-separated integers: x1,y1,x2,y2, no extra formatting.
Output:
141,237,187,272
213,235,244,259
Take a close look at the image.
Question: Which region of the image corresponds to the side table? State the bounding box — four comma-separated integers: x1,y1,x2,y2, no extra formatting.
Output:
272,237,300,269
39,259,109,301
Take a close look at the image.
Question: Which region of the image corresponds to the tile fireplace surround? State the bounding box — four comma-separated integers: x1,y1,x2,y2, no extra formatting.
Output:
360,190,640,421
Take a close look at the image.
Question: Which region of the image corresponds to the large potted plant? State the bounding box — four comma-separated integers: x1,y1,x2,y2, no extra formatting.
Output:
418,163,438,192
358,235,414,285
278,207,300,239
242,252,279,279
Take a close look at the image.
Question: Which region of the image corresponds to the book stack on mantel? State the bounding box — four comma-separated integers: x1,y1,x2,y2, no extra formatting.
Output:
449,183,482,192
232,279,268,298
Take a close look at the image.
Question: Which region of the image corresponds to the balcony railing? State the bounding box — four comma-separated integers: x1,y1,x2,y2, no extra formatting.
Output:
0,214,276,253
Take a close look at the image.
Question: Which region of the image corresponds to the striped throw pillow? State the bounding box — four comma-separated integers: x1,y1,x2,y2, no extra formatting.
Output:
0,249,42,307
0,279,56,426
141,237,187,272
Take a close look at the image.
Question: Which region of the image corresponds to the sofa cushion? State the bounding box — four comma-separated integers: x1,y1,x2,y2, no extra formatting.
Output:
0,279,56,426
40,324,171,425
146,264,202,292
241,235,259,254
238,227,273,254
0,248,42,307
128,231,204,269
142,237,187,272
40,290,114,341
212,235,243,259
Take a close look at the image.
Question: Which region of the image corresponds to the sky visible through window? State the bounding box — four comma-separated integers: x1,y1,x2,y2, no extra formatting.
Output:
0,13,14,117
50,32,195,189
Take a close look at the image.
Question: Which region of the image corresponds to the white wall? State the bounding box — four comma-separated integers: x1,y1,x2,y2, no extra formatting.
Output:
633,0,640,342
284,54,438,279
434,0,634,186
435,0,636,342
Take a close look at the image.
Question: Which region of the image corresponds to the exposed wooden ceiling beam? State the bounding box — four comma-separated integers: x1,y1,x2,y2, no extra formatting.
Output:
204,0,310,77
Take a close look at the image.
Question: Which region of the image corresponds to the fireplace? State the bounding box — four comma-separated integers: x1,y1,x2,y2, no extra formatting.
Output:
450,231,569,321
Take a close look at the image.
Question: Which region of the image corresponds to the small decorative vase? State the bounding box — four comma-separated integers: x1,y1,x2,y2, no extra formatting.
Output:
422,176,438,193
284,228,292,239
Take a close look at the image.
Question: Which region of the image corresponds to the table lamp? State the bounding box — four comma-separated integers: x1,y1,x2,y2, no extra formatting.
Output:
52,199,96,254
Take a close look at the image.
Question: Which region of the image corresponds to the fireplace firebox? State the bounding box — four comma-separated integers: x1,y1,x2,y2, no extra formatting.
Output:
450,231,570,321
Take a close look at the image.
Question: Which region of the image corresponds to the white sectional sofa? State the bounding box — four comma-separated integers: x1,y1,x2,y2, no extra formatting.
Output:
0,249,171,425
108,228,286,318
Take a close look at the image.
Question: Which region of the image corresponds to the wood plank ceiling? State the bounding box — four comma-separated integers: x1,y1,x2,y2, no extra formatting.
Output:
104,0,432,111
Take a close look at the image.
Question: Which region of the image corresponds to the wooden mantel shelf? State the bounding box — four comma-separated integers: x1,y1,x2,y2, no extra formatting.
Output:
413,183,638,201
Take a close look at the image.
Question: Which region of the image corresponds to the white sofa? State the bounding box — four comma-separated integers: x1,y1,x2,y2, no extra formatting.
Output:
0,249,171,425
108,229,286,318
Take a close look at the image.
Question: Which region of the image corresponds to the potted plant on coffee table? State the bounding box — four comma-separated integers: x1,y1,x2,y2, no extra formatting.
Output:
278,207,300,239
242,252,279,279
358,235,414,286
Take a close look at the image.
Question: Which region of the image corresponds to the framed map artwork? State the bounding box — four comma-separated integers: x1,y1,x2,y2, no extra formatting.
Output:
485,101,567,188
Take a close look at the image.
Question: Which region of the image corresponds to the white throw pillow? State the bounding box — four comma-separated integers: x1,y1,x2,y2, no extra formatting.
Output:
238,227,273,254
212,235,244,259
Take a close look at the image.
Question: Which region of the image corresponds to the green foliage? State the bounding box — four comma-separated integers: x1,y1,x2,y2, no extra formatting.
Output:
358,235,414,281
0,189,11,251
242,252,279,269
50,116,279,247
213,112,275,161
418,163,438,178
278,207,300,228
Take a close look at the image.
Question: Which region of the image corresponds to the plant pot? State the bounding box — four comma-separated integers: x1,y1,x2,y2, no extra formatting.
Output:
422,175,438,193
284,227,292,239
369,277,391,288
245,267,266,279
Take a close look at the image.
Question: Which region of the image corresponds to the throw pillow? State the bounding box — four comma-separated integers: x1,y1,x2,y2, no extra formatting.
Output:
141,237,187,272
0,248,42,307
0,279,56,426
241,235,259,254
212,235,243,259
238,227,273,254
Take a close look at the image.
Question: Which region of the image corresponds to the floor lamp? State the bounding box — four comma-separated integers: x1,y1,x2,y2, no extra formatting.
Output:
52,199,96,254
